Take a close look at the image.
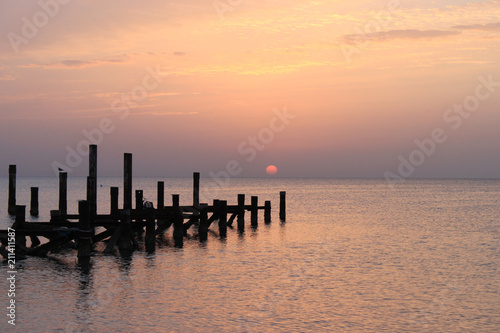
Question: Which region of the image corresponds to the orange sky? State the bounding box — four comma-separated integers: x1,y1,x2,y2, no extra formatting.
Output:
1,0,499,178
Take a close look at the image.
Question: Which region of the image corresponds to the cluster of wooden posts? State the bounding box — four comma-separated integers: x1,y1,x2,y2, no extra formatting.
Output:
0,145,286,264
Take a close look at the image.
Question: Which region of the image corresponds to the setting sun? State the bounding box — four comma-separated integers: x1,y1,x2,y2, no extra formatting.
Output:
266,165,278,175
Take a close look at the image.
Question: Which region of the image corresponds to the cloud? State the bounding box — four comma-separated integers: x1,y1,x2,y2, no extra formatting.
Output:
452,22,500,31
19,57,127,69
173,52,186,56
0,74,16,81
342,29,462,44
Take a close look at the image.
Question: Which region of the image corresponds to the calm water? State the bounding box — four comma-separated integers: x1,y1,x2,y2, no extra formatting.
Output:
0,177,499,332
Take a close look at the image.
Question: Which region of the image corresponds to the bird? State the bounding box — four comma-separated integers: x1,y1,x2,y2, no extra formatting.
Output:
58,167,64,172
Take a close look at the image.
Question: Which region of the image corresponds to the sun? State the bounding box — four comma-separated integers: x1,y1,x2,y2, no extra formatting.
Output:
266,165,278,175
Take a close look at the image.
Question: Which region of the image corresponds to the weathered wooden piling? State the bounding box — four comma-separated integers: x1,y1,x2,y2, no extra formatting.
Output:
124,153,132,210
157,181,164,210
110,187,119,219
237,194,245,231
219,200,227,238
193,172,200,207
199,204,208,242
172,194,183,247
264,200,271,223
30,187,39,217
8,165,16,215
59,172,67,216
280,191,286,221
15,205,26,248
88,145,97,218
251,196,258,227
136,190,143,211
118,209,133,254
86,176,96,221
145,208,155,253
77,200,92,263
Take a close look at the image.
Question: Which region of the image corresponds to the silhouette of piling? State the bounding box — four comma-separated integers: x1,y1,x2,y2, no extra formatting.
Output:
251,196,258,227
59,172,67,217
15,205,26,248
280,191,286,221
30,187,39,217
110,187,119,219
77,200,92,264
199,204,208,242
237,194,245,232
136,190,143,211
264,200,271,223
88,144,97,218
118,210,133,254
193,172,200,207
86,176,96,223
219,200,227,238
172,194,183,248
157,181,164,210
124,153,132,210
8,165,16,215
145,208,155,253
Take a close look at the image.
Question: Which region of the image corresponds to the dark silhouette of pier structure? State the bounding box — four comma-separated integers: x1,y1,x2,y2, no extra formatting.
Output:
0,145,286,264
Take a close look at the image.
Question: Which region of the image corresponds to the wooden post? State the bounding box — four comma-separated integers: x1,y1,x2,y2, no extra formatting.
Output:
280,191,286,221
124,153,132,210
136,190,143,211
110,187,119,219
15,205,26,248
88,144,97,218
145,208,156,253
172,194,183,248
77,200,92,264
199,204,208,242
264,200,271,223
157,181,164,210
86,176,96,222
237,194,245,232
212,199,220,220
193,172,200,208
219,200,227,238
251,196,258,227
118,209,133,254
30,187,39,217
8,165,16,215
172,194,180,208
59,171,67,216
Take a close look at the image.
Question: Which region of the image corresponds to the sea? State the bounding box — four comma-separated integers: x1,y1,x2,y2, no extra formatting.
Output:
0,177,499,333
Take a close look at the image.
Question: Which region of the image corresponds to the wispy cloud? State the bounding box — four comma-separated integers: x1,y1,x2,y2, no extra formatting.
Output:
19,57,128,69
0,74,16,81
453,22,500,31
173,52,186,56
342,29,461,44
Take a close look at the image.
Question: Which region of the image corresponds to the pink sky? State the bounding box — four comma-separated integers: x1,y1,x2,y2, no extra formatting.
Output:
1,0,499,178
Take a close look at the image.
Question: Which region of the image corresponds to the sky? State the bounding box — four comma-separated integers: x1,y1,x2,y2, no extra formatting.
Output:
0,0,499,179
